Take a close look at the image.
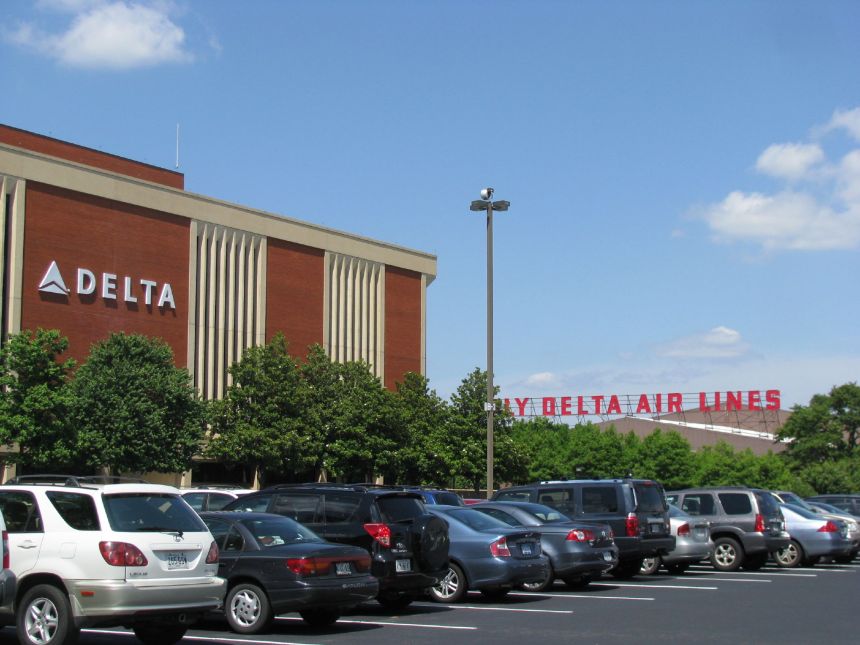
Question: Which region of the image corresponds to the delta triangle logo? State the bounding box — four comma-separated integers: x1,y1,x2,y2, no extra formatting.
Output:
38,260,70,295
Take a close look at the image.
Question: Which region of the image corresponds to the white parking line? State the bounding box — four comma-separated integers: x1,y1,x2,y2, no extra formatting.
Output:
697,577,772,583
84,630,320,645
511,591,655,601
440,604,574,614
591,582,718,590
276,616,477,630
686,569,816,578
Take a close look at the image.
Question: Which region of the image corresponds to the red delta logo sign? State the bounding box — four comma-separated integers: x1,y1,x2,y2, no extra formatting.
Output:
503,390,781,417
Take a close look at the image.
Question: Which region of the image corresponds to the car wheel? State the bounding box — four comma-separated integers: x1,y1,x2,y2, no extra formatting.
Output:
639,556,662,575
742,553,768,570
225,583,273,634
774,539,803,568
665,563,689,575
299,609,341,627
834,554,855,564
611,558,642,579
480,588,510,601
428,563,467,603
562,574,592,589
711,537,744,572
802,555,820,567
132,624,187,645
377,591,413,610
519,563,554,592
17,584,80,645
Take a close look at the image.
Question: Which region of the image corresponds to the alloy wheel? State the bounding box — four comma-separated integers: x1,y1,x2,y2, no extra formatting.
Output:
230,588,262,627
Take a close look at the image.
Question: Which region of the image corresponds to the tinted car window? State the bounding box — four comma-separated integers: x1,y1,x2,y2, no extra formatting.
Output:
719,493,753,515
522,503,569,523
273,493,320,523
228,494,273,513
0,492,43,533
206,493,236,511
434,492,465,506
104,493,207,532
376,496,425,522
537,488,576,514
242,517,322,547
633,482,666,513
442,508,511,531
205,518,231,550
495,489,531,502
183,493,207,511
666,494,679,506
324,493,361,523
479,508,523,526
682,494,715,515
755,491,780,516
581,486,619,513
46,491,100,530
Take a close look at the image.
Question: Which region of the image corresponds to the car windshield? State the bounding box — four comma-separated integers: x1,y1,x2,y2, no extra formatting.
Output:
440,508,512,531
241,517,322,547
518,503,570,523
104,493,207,533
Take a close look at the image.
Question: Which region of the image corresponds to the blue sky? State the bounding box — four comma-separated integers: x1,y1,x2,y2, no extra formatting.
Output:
2,0,859,410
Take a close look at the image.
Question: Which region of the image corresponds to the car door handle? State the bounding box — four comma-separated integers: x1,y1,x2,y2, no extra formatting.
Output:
18,541,39,549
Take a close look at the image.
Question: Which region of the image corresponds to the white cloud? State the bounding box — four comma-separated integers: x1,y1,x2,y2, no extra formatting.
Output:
523,372,559,387
755,143,824,180
698,107,860,252
8,1,193,69
656,326,749,360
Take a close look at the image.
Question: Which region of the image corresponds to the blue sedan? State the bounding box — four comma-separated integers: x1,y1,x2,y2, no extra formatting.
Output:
426,505,550,603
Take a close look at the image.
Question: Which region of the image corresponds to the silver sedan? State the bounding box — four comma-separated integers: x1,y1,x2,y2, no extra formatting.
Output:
775,503,855,568
641,504,712,575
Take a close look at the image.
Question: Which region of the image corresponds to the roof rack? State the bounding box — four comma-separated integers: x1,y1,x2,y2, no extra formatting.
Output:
4,474,150,487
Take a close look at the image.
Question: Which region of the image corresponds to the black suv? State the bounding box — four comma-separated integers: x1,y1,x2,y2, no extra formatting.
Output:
666,487,789,571
223,484,449,608
492,478,674,578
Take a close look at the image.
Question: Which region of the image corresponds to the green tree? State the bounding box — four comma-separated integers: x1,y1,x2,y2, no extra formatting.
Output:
206,333,311,487
777,383,860,465
71,332,204,474
635,429,695,489
566,423,625,479
510,417,570,482
0,329,77,469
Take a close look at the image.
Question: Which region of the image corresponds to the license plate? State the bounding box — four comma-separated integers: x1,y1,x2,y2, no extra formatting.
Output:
167,552,187,570
395,559,411,573
335,562,352,576
521,543,533,556
650,523,663,533
602,551,614,562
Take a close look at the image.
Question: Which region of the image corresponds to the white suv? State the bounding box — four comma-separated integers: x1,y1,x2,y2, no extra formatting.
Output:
0,478,226,645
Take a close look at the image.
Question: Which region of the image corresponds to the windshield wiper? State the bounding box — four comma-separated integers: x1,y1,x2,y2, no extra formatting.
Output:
137,527,184,538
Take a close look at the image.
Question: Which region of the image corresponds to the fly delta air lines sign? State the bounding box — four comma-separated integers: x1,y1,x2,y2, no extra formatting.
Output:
38,261,176,309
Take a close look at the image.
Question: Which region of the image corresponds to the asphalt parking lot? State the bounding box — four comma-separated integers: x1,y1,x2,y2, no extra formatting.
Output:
3,561,857,645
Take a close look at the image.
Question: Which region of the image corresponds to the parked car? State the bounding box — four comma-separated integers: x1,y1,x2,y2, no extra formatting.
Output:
182,487,252,512
492,478,674,578
470,501,617,590
666,487,788,572
425,505,549,602
806,494,860,518
223,483,449,609
0,479,225,645
805,500,860,561
199,511,378,633
774,503,855,568
405,488,465,506
640,504,712,575
0,510,15,612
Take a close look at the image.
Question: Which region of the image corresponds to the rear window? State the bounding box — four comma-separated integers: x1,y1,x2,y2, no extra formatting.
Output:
226,494,273,513
522,503,569,523
755,491,781,516
718,493,753,515
495,489,531,502
324,492,361,523
376,496,426,522
633,482,667,513
434,492,465,506
441,507,511,531
581,486,619,513
241,516,323,547
104,493,207,533
46,492,100,531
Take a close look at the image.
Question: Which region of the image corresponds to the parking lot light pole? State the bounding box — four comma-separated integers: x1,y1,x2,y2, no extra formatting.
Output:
470,188,510,499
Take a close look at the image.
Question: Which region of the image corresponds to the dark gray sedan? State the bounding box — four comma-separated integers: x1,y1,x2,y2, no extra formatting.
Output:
471,501,618,590
426,506,550,603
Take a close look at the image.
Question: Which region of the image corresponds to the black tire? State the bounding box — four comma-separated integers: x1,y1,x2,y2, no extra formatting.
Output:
834,554,855,564
774,539,803,568
742,553,768,571
519,562,555,592
639,556,662,576
377,590,413,610
428,563,467,603
562,575,592,589
411,514,450,572
480,588,510,601
611,559,642,579
299,609,340,628
711,537,744,572
802,555,821,567
132,624,187,645
17,584,80,645
665,563,689,575
225,582,273,634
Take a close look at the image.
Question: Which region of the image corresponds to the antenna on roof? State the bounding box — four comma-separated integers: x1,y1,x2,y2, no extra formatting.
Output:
175,123,180,170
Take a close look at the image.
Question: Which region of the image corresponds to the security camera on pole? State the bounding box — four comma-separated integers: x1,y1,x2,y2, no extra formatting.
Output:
469,188,510,499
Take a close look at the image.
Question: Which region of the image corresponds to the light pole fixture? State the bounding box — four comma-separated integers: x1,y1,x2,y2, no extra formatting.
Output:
469,187,510,499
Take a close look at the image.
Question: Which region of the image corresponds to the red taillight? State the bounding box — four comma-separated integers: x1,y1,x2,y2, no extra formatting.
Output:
205,540,219,564
286,557,328,577
363,523,391,547
818,521,839,533
2,530,8,569
99,541,148,567
676,522,691,537
490,536,512,557
566,528,596,542
754,514,765,533
626,513,639,537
